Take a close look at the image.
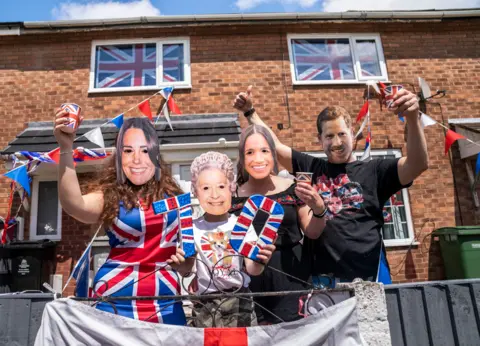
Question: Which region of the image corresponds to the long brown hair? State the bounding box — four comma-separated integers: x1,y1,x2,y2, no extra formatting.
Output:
84,117,182,226
236,124,279,186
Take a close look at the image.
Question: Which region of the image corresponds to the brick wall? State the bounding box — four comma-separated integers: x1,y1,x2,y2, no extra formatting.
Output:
1,18,480,294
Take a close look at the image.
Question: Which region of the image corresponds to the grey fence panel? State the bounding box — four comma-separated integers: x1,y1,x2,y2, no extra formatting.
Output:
386,279,480,346
0,293,54,346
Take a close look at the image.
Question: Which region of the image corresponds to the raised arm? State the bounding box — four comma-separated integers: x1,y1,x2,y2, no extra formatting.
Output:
389,89,429,185
54,108,104,224
233,86,293,172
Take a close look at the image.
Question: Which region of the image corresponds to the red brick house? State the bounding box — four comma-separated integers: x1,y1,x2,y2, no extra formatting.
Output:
1,9,479,295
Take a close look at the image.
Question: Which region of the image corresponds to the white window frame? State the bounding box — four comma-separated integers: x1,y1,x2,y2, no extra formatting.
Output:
287,33,389,85
29,176,62,241
306,149,415,247
89,37,191,93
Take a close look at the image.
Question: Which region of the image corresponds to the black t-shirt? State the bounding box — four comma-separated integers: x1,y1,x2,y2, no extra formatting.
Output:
292,149,411,281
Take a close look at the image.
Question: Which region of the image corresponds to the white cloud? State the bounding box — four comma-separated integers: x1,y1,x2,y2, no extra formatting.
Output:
322,0,480,12
235,0,318,11
52,0,161,20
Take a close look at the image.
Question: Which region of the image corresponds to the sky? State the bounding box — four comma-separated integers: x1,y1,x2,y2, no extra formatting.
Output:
1,0,479,22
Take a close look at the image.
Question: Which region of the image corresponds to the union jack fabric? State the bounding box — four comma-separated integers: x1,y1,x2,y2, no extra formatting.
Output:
230,195,284,260
73,147,108,163
292,39,380,81
382,85,404,108
152,193,194,257
162,44,184,82
19,151,56,163
95,43,156,88
92,203,186,325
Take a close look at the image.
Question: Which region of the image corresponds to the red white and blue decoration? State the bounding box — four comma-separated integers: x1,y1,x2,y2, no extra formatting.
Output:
230,195,284,261
92,204,185,324
152,193,195,258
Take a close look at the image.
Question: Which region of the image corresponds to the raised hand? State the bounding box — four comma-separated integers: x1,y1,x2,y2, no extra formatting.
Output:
389,88,420,121
53,107,75,149
233,85,253,113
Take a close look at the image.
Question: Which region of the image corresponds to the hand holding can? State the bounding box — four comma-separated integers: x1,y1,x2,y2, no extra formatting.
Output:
295,172,313,185
60,103,83,133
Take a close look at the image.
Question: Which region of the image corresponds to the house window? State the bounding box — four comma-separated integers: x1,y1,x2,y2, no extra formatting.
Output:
307,150,414,247
287,34,388,85
29,177,62,241
89,38,191,93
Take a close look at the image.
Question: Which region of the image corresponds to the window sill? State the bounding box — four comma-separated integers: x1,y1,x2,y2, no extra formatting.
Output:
88,84,192,94
292,80,391,86
384,240,420,248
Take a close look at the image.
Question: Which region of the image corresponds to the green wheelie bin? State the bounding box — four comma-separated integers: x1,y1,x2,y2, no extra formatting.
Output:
433,226,480,279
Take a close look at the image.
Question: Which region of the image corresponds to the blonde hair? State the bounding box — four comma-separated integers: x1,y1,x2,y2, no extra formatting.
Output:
190,151,236,196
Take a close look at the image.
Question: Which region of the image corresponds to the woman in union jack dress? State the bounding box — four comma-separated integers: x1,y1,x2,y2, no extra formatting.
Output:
54,111,193,325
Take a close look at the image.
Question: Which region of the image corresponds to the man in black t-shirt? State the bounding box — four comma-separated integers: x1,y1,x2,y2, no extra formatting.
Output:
233,86,428,284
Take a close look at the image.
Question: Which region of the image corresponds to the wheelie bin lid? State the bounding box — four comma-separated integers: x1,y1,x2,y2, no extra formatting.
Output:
433,226,480,236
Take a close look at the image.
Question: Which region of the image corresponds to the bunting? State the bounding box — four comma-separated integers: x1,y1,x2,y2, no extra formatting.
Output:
356,101,369,123
111,113,124,128
445,129,465,155
84,127,105,149
137,100,153,121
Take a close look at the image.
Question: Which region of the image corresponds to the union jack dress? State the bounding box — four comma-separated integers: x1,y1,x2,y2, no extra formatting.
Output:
92,202,186,325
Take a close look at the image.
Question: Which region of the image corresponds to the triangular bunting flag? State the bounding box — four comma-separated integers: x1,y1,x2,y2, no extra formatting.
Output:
138,100,153,121
160,86,173,100
420,112,436,128
111,114,124,128
355,115,368,139
444,129,465,155
356,101,369,123
71,243,92,297
3,164,31,196
47,147,61,164
84,127,105,149
360,128,371,161
366,80,381,95
167,97,182,115
160,102,173,131
476,153,480,176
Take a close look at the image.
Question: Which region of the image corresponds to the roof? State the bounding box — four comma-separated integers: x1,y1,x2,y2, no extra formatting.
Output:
0,114,240,155
1,9,480,34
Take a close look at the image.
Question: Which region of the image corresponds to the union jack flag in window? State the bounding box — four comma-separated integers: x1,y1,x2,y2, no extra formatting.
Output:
95,43,157,88
162,44,184,82
292,39,354,81
291,38,382,81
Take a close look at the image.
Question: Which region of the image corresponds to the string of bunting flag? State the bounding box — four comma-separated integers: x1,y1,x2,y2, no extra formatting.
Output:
355,81,480,175
0,86,181,244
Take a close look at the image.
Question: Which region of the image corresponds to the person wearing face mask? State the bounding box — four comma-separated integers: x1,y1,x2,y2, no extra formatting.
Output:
229,125,327,324
54,109,193,324
189,151,275,327
233,86,428,286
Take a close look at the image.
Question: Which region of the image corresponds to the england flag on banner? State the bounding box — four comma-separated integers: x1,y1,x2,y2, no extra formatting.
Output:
95,43,156,88
35,297,365,346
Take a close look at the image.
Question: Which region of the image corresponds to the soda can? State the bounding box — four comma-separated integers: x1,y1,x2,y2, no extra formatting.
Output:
382,85,403,109
60,103,82,133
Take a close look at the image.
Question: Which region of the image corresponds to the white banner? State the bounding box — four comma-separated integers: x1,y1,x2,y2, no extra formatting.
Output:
35,297,364,346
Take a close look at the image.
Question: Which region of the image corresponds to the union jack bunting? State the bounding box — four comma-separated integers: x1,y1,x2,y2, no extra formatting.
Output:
18,151,56,163
292,39,380,81
162,44,184,82
152,193,195,258
95,43,156,89
73,147,108,163
230,195,284,260
93,203,186,324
